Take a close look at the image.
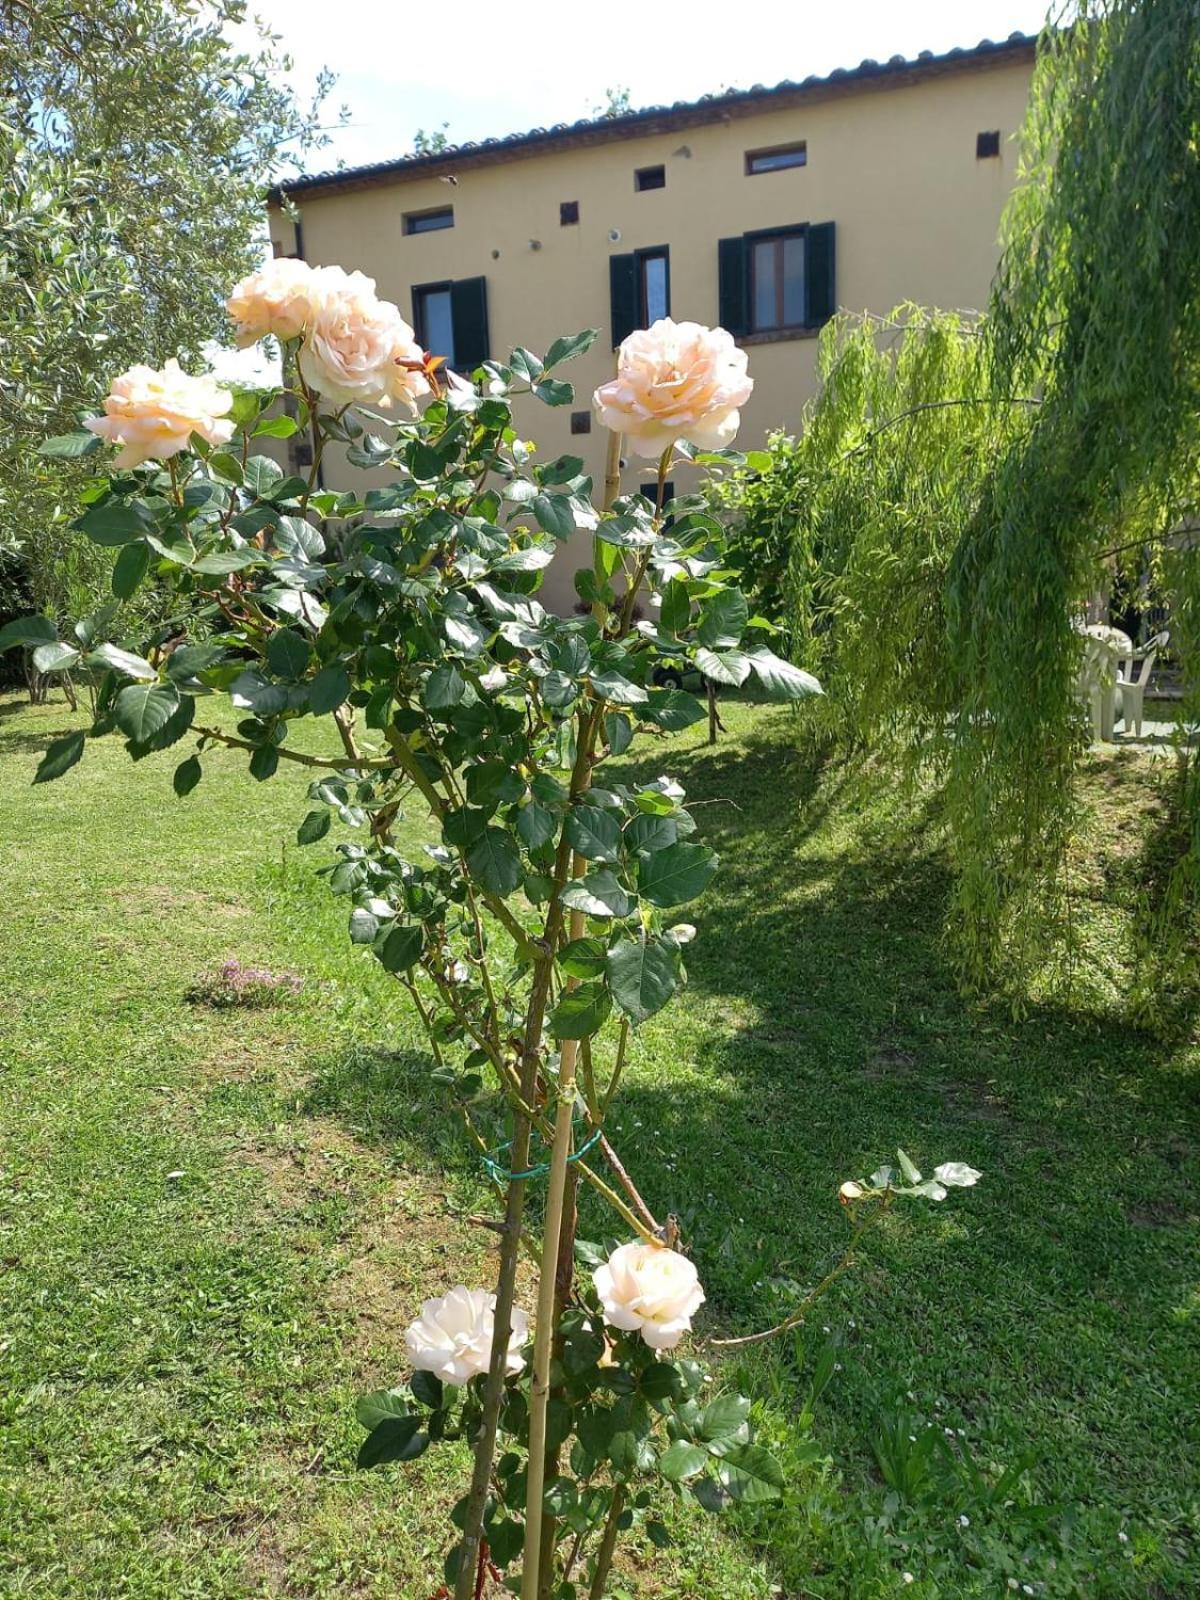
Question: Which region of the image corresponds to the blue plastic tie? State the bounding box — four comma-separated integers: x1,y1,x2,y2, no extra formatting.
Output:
482,1125,603,1184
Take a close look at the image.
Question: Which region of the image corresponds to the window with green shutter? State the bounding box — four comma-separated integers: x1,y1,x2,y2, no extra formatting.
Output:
718,222,835,336
609,247,670,347
412,276,490,369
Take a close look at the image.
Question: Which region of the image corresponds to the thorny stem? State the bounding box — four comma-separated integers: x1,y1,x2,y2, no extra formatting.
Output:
587,1484,626,1600
710,1194,894,1349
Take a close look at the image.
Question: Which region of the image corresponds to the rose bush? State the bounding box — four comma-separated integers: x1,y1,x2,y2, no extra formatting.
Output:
4,275,983,1600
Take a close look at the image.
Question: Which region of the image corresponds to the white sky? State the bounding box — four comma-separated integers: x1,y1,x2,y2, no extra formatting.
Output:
247,0,1051,175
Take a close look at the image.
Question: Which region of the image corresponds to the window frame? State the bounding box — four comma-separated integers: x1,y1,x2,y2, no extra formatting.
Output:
560,200,580,225
745,223,808,335
635,245,670,327
412,279,456,362
976,129,1001,159
634,164,666,192
745,141,807,176
404,206,455,235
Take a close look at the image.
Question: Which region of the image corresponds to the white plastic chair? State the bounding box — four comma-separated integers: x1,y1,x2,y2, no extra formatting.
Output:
1117,630,1168,737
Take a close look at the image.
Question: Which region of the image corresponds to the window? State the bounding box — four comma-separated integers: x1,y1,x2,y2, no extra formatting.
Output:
560,200,580,225
746,142,807,175
976,129,1001,159
751,231,806,332
717,222,835,338
639,248,669,326
570,410,592,435
635,164,665,191
412,277,490,368
405,206,454,235
608,247,671,347
414,283,455,362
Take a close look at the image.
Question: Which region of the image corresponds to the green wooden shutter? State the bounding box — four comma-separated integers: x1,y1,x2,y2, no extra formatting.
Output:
804,222,836,327
450,277,489,369
609,253,636,348
718,236,749,337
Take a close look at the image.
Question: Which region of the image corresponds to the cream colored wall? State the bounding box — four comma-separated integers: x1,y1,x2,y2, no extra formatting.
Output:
272,59,1031,610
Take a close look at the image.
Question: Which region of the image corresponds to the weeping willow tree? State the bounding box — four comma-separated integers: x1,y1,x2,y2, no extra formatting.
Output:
947,0,1200,1012
724,0,1200,1024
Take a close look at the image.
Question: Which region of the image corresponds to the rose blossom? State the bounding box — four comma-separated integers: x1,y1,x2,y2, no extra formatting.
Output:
593,1241,705,1351
227,256,327,347
592,317,753,458
933,1162,982,1188
85,359,234,468
839,1180,865,1202
403,1286,529,1385
297,270,430,411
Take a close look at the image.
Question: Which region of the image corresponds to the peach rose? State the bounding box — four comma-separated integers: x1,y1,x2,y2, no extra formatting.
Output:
227,256,327,348
593,1241,705,1351
85,359,234,468
298,271,430,412
593,318,753,458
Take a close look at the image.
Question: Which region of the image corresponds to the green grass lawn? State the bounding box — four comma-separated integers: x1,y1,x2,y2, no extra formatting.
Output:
1,690,1196,1599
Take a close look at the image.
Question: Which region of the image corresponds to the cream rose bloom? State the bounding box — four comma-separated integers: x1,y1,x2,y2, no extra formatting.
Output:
85,359,234,468
404,1287,529,1386
593,318,753,458
227,256,327,347
298,269,430,412
593,1241,705,1351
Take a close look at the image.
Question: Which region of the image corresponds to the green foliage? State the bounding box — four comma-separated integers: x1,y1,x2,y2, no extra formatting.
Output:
715,2,1200,1020
0,0,333,629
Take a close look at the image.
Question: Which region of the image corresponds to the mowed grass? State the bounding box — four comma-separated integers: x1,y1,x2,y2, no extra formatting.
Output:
0,689,1196,1600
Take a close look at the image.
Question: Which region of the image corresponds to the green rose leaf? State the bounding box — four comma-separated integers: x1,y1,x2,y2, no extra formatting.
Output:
532,492,575,540
699,1393,751,1447
550,982,612,1039
173,755,202,797
604,712,633,755
659,1439,709,1482
465,827,523,897
249,745,278,781
349,907,379,944
423,664,467,712
715,1443,785,1503
557,937,608,979
638,842,718,907
113,682,181,744
516,802,557,849
308,664,351,715
39,430,103,460
77,500,157,547
266,628,312,678
357,1415,428,1469
560,869,633,920
379,924,423,973
544,330,598,370
111,541,152,600
565,803,621,863
356,1388,412,1431
33,730,86,784
297,810,331,846
606,936,678,1024
624,814,678,856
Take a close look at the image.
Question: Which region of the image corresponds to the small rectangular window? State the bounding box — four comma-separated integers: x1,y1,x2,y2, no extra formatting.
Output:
746,142,807,175
405,206,454,235
976,130,1001,159
414,283,455,363
638,248,669,325
749,230,806,333
560,200,580,225
635,164,665,192
570,410,591,435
